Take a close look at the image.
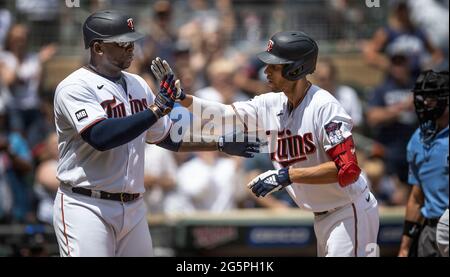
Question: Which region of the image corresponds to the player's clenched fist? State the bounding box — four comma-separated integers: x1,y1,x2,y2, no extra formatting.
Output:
247,168,292,197
151,57,185,100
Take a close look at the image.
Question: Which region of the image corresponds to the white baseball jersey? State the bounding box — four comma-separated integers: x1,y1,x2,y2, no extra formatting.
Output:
232,85,368,212
54,68,171,194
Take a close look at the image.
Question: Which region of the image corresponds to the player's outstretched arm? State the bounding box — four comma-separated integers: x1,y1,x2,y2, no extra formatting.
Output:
81,75,177,152
151,57,247,134
157,132,260,158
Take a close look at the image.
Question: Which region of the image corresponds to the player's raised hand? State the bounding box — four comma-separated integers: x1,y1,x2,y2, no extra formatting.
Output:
151,57,173,82
149,74,177,118
247,168,292,197
217,133,260,158
151,57,186,100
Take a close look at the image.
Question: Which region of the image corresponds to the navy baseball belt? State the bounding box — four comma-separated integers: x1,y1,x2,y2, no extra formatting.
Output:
70,187,141,203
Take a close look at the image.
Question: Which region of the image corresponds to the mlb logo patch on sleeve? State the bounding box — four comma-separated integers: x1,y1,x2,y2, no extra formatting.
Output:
75,109,88,121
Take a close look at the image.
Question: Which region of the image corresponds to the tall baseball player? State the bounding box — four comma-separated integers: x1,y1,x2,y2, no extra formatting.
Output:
153,31,380,257
53,10,259,257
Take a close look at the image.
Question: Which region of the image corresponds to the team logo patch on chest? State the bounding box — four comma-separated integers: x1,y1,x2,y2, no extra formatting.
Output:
75,109,88,121
325,121,344,145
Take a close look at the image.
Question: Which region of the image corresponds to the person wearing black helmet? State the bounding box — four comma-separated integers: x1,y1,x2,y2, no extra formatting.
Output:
398,70,449,257
52,10,258,257
152,31,380,257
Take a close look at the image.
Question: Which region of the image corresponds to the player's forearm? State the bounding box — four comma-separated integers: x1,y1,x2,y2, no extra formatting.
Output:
178,140,218,152
404,187,425,224
180,95,235,119
399,187,425,256
288,161,339,185
82,109,158,151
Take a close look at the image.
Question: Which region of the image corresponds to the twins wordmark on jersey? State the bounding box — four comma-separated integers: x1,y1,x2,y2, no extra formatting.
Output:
99,94,148,119
268,129,317,168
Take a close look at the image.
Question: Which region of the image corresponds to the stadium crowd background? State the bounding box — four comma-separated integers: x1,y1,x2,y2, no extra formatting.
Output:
0,0,448,256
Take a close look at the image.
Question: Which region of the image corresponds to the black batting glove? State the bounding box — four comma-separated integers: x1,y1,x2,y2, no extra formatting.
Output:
151,57,186,101
149,74,176,118
247,168,292,197
217,133,260,158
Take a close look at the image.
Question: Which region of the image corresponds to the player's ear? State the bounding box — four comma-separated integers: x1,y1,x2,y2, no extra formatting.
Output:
92,41,104,55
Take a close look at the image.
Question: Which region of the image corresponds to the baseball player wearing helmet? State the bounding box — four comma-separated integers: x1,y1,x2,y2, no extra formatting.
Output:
398,70,449,257
154,31,380,257
52,10,258,257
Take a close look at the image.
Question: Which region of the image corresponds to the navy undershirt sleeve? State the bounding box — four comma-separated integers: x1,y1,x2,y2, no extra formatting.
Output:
81,109,159,151
157,134,182,152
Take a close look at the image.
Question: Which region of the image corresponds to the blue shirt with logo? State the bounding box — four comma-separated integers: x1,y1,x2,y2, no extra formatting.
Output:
407,126,449,219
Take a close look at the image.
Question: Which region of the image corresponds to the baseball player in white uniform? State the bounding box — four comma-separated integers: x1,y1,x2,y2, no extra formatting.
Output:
152,31,380,257
53,10,259,257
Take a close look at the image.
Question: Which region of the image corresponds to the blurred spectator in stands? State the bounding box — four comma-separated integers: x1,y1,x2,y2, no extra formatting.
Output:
328,0,365,40
12,225,49,257
139,0,176,68
0,2,12,50
0,59,13,113
176,66,202,98
33,132,58,225
314,58,363,128
0,99,13,223
0,24,57,134
27,93,55,164
143,144,177,215
215,0,236,42
130,0,176,89
195,58,248,104
0,102,33,223
362,157,398,206
366,53,417,205
188,0,219,24
363,0,443,79
169,152,245,212
15,0,59,45
27,98,54,159
408,0,449,71
243,11,263,44
233,56,271,97
179,1,238,84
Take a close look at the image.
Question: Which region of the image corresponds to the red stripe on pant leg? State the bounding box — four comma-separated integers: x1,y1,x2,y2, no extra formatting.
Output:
351,203,358,257
61,194,71,257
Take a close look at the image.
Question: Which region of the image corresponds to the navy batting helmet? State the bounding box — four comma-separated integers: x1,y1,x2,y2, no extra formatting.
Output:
257,31,319,81
412,70,449,141
83,10,145,49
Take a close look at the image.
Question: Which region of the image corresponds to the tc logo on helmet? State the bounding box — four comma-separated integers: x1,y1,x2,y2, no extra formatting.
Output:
127,18,135,31
267,40,274,52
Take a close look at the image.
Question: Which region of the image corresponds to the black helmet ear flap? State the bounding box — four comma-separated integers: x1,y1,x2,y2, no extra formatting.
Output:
282,55,318,81
282,62,304,81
